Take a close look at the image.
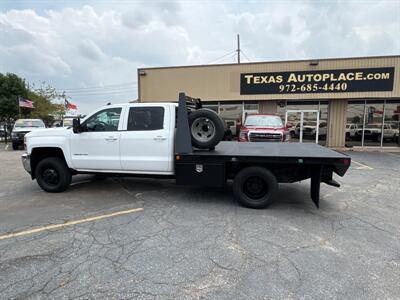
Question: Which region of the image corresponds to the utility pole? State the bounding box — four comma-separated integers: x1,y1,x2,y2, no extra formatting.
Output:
236,34,240,64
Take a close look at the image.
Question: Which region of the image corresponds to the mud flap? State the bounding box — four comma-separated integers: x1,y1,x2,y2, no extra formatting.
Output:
310,165,323,208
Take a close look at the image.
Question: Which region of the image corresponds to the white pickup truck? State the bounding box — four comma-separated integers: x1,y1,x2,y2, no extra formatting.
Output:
22,93,351,209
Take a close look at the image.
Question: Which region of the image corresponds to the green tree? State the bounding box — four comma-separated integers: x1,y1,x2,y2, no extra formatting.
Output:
0,73,28,123
30,82,68,126
0,73,69,127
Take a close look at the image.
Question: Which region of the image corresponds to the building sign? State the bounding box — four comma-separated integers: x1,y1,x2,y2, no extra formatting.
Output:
240,67,395,95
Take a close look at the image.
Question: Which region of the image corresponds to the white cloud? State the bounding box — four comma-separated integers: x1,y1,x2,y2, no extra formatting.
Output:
0,0,399,113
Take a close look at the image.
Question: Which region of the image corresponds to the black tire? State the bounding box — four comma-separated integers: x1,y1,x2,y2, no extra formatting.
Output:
35,157,71,193
189,109,225,149
233,166,278,209
12,142,19,150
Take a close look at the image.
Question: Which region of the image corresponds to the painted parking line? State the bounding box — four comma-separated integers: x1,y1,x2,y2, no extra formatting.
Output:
0,207,143,241
351,160,374,170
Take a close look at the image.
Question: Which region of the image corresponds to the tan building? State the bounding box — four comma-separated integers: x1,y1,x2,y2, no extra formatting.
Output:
138,55,400,149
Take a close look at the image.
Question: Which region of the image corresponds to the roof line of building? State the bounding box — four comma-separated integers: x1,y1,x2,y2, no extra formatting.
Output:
138,54,400,71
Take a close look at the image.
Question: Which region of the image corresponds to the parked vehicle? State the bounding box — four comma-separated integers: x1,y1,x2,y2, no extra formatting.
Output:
239,114,290,142
285,122,297,138
11,119,45,150
346,123,360,140
380,124,398,141
293,121,327,140
52,117,77,128
0,127,5,138
21,93,350,209
355,124,398,142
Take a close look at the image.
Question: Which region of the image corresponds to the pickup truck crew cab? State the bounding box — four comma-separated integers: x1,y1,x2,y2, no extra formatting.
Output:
22,93,351,209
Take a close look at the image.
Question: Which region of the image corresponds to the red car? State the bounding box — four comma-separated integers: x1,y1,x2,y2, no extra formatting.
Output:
239,114,290,142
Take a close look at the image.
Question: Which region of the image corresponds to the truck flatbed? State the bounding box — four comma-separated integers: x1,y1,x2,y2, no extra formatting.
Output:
174,92,350,208
193,141,346,159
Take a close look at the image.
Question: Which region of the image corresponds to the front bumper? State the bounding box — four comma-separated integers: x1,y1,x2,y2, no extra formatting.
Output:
21,153,31,174
12,137,24,143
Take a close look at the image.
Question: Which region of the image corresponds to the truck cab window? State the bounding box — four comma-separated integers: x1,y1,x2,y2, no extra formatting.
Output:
83,107,122,132
128,107,164,131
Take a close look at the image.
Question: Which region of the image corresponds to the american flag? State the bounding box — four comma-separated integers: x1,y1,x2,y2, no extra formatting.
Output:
19,97,34,109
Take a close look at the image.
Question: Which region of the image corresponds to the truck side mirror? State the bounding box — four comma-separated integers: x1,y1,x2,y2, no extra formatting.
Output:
72,118,81,134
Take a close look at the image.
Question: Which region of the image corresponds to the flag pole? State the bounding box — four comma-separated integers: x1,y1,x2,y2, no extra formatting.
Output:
17,96,21,118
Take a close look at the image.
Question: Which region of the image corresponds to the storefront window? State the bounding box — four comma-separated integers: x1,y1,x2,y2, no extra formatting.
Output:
382,101,400,147
280,101,326,145
319,102,328,146
208,99,399,147
277,101,286,120
346,100,400,148
363,101,384,147
346,101,365,147
219,103,243,137
243,103,259,123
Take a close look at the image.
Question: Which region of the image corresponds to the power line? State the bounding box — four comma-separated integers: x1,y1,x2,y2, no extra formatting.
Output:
206,50,237,64
231,52,237,62
57,81,137,92
67,86,136,95
241,50,252,62
68,89,136,97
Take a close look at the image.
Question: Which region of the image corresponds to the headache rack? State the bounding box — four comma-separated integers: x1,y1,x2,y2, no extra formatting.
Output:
174,92,204,154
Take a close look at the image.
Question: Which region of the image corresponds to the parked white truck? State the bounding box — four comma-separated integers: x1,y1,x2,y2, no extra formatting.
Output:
22,93,351,208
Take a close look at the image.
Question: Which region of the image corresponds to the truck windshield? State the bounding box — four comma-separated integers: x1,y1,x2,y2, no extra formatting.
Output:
245,115,283,127
14,120,45,128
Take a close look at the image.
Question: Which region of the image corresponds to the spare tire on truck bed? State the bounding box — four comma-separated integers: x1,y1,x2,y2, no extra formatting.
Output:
189,109,225,149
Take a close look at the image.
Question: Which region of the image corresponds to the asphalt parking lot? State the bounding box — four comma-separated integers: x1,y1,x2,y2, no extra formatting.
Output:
0,146,399,299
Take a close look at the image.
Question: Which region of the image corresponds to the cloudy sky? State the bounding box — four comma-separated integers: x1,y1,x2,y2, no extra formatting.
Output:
1,0,399,113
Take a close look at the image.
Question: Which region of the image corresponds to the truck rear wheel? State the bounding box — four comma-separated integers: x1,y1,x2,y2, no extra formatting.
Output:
233,166,278,209
35,157,71,193
189,109,224,149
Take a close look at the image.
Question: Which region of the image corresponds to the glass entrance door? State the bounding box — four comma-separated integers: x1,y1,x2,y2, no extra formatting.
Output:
285,110,320,143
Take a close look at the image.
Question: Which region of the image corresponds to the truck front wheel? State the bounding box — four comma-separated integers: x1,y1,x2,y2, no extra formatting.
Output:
35,157,71,193
233,166,278,209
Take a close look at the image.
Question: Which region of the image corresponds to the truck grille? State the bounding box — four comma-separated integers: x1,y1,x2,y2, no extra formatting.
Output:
17,132,29,138
249,132,282,142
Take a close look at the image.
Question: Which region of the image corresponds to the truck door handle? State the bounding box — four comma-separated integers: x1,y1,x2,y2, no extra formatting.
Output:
153,136,166,141
105,137,117,141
